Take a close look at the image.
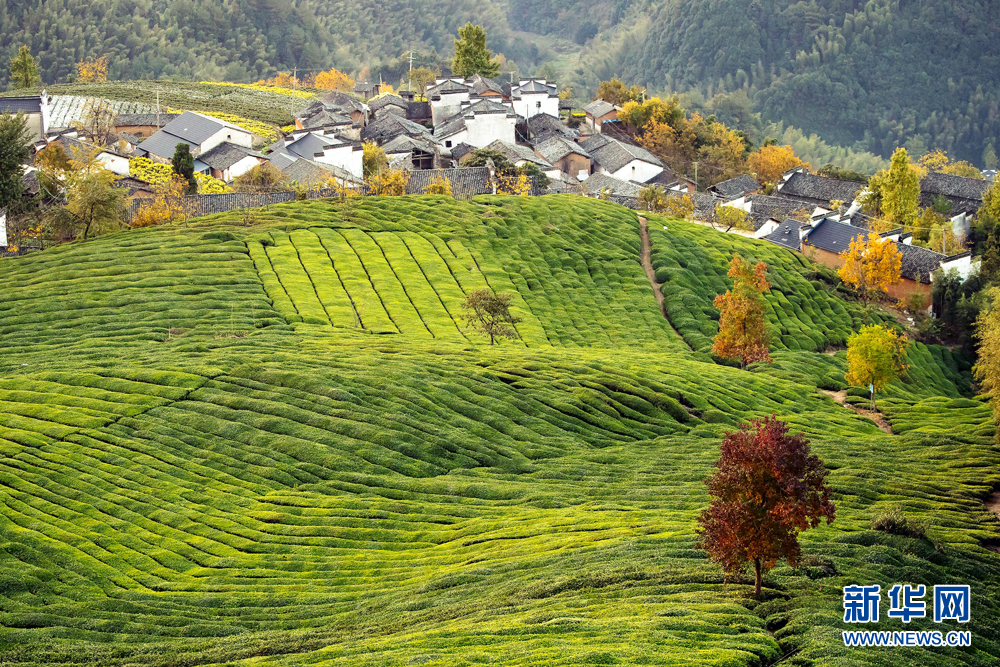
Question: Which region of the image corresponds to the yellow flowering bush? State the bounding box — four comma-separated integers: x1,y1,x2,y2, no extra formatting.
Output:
129,157,231,193
199,81,314,99
166,108,280,142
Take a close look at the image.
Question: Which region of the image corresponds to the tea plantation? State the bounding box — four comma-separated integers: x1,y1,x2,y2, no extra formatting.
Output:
0,195,998,666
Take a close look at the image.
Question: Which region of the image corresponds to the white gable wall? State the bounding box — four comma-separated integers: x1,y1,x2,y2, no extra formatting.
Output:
513,93,559,121
432,91,471,127
464,114,516,148
199,126,254,155
98,152,130,176
224,155,262,182
607,159,662,183
316,144,363,179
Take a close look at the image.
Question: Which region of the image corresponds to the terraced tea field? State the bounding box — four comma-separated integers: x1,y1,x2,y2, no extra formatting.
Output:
0,195,998,666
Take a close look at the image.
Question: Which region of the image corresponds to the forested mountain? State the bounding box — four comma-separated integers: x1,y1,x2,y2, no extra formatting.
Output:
572,0,1000,165
1,0,998,166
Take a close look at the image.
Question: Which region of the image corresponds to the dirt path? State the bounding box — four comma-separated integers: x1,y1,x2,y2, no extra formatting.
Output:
638,217,692,349
819,389,893,434
987,491,1000,518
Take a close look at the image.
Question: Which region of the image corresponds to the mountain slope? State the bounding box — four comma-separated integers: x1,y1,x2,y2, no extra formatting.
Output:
0,195,998,666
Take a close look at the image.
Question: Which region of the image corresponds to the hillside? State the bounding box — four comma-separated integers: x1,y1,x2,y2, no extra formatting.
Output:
0,195,999,666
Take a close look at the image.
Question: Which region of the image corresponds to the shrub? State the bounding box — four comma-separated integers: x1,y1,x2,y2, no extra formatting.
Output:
871,506,929,539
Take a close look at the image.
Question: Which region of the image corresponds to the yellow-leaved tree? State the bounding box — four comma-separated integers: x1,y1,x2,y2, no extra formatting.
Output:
76,56,109,83
712,254,772,367
314,68,354,92
838,233,902,303
858,147,920,228
845,324,909,409
748,144,804,187
713,203,752,233
130,176,191,228
423,174,453,196
974,288,1000,440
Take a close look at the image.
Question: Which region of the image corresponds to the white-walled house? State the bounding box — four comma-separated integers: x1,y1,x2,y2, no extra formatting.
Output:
197,143,266,182
579,134,664,182
134,111,254,163
428,79,473,127
510,79,559,121
275,132,363,179
435,100,517,151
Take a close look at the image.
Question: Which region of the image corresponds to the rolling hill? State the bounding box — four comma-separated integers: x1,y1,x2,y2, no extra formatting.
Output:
0,195,998,666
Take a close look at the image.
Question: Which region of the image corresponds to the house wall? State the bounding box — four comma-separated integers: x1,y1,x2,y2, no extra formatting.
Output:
317,145,364,178
23,113,44,142
754,220,779,238
0,210,7,246
887,278,932,304
215,155,262,182
941,254,975,280
98,153,130,176
464,114,516,148
588,109,618,132
432,92,471,126
116,123,163,138
553,153,591,180
514,94,559,121
608,159,662,183
441,129,468,151
199,127,254,155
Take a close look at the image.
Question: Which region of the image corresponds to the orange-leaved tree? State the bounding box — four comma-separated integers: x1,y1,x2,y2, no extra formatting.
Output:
845,324,909,409
697,416,836,598
838,233,902,303
748,144,803,187
314,68,354,91
712,253,772,367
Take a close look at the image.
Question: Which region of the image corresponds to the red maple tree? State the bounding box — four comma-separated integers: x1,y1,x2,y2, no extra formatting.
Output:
696,416,836,597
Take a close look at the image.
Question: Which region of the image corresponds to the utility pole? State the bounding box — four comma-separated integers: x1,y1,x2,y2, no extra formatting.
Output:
156,87,160,129
408,50,414,92
693,161,699,191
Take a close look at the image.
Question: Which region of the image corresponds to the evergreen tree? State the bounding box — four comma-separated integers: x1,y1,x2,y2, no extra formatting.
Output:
451,23,500,78
171,144,197,194
8,45,40,89
0,112,33,212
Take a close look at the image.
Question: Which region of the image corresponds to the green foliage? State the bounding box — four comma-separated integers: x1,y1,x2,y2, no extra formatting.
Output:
8,45,40,88
870,505,929,539
451,23,500,78
0,195,995,667
817,163,869,183
171,143,196,194
0,112,33,211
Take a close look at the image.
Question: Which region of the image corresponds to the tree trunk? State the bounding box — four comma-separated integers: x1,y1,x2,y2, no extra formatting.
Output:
753,558,762,598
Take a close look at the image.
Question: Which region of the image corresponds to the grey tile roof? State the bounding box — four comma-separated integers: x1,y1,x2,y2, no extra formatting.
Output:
134,130,194,160
483,140,553,168
55,135,127,158
369,94,408,112
524,113,573,142
583,172,642,197
354,82,378,93
897,241,945,283
580,134,663,173
301,110,352,130
534,135,589,163
198,142,262,171
512,79,557,96
451,142,476,162
404,167,491,197
0,96,42,115
289,158,360,185
319,91,367,114
113,176,155,196
48,95,154,130
382,134,440,155
709,174,761,199
162,111,245,145
583,99,617,117
282,133,354,161
427,79,471,96
434,115,467,140
775,171,862,207
468,74,504,96
361,113,431,143
919,172,990,210
763,219,804,251
465,98,517,116
745,194,810,230
802,218,866,253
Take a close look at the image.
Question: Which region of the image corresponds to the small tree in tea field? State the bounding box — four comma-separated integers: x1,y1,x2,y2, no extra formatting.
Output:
846,324,909,410
697,416,836,598
460,289,522,344
712,254,772,367
974,288,1000,440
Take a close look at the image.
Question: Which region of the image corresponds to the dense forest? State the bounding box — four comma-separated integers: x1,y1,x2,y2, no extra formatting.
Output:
571,0,1000,165
1,0,998,166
